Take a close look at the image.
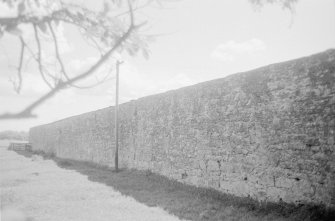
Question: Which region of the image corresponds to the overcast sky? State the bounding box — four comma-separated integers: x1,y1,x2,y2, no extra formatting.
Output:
0,0,335,131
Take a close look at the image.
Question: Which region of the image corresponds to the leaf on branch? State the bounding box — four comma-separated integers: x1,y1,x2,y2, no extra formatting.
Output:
142,48,150,60
5,24,23,36
18,1,25,15
77,12,84,20
5,0,14,8
111,0,123,7
34,0,40,7
126,47,135,56
37,22,48,34
53,19,60,27
103,30,109,39
100,36,108,45
130,43,140,54
102,1,110,15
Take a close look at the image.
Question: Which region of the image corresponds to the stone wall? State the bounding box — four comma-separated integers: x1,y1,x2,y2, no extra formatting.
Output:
30,49,335,207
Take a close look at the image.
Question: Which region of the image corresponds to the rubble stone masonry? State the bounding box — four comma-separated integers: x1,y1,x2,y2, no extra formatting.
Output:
30,49,335,207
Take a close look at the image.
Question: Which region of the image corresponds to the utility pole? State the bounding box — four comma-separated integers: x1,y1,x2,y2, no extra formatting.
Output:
115,60,123,172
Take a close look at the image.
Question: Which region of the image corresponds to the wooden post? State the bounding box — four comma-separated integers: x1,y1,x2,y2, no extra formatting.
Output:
114,60,121,171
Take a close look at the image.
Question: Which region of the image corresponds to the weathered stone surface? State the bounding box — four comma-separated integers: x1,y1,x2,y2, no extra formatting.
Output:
30,49,335,207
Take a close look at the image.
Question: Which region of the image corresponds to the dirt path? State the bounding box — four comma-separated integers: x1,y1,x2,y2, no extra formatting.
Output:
0,146,185,221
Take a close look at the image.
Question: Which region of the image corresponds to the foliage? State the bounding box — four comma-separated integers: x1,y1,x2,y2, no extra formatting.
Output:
249,0,298,12
0,0,156,119
0,0,299,119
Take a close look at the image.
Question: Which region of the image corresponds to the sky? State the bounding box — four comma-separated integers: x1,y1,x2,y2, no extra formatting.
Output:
0,0,335,131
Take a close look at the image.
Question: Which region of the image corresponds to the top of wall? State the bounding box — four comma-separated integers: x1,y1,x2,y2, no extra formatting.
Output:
30,48,335,129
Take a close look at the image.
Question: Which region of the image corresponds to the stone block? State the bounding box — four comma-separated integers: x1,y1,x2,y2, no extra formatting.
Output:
207,160,220,171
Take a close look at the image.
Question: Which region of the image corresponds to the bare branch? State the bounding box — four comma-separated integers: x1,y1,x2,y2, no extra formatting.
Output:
0,2,137,120
128,0,135,28
69,64,116,89
12,36,25,94
115,0,152,18
249,0,298,12
33,24,54,89
47,22,71,82
81,33,105,57
48,21,108,89
19,37,54,79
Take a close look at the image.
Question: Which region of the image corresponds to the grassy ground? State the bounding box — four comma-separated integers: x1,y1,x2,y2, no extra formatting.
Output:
15,150,335,221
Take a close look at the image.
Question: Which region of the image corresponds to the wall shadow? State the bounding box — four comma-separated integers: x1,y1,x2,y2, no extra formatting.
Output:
15,150,335,221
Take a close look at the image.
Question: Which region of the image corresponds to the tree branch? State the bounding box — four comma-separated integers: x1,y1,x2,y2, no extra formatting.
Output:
11,36,25,94
19,37,55,80
47,22,67,77
115,0,152,18
33,24,54,89
80,32,105,57
0,1,137,120
48,21,109,89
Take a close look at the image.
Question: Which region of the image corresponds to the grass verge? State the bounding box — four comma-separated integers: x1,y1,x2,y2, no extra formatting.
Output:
15,150,335,221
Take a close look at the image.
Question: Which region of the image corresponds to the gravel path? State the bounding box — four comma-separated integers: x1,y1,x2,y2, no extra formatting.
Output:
0,146,185,221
